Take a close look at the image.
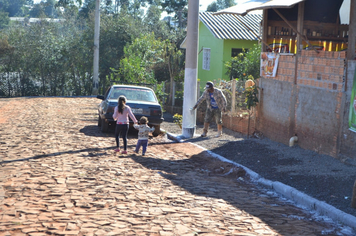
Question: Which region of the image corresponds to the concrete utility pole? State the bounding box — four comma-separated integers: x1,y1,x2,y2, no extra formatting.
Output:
92,0,100,95
181,0,199,138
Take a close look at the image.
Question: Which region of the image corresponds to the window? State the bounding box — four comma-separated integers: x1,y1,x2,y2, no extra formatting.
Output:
110,88,157,102
231,48,244,57
203,48,211,70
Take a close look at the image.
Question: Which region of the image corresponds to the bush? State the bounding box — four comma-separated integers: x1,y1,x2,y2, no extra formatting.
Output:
225,43,261,82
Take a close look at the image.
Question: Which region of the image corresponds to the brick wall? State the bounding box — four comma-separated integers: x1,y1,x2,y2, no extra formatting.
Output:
197,111,255,135
256,54,297,144
296,51,346,157
298,50,346,92
257,51,348,157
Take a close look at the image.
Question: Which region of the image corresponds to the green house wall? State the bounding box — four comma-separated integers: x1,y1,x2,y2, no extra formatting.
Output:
197,21,258,91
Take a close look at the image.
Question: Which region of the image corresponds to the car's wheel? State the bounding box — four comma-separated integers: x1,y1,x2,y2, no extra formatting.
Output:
98,115,102,127
152,125,161,137
101,119,109,132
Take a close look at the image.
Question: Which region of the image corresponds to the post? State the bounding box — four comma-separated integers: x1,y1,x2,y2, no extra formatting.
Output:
296,2,304,55
92,0,100,95
261,9,268,52
172,81,176,106
231,79,236,114
347,0,356,61
181,0,199,138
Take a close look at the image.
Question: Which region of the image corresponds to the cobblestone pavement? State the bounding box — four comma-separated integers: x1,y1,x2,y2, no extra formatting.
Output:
0,97,354,236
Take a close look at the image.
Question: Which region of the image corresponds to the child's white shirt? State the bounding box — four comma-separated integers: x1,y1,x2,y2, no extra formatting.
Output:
134,124,155,140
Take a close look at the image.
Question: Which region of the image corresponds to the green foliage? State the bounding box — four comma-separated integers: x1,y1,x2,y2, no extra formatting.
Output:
118,32,165,84
144,5,169,39
1,0,27,17
160,0,187,28
155,82,167,108
1,13,93,96
243,82,259,110
0,11,10,29
225,43,261,81
0,1,186,98
206,0,236,12
173,113,182,128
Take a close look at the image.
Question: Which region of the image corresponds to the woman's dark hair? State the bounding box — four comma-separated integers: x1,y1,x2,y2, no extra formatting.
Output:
118,96,127,114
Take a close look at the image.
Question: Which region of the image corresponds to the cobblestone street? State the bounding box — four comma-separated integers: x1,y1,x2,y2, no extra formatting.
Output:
0,97,353,235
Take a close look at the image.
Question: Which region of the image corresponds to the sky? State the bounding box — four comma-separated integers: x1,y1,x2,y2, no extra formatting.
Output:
199,0,216,12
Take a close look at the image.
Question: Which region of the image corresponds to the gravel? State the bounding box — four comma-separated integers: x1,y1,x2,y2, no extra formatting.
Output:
160,112,356,218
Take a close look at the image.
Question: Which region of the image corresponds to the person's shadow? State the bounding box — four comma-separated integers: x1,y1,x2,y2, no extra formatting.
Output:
80,125,138,139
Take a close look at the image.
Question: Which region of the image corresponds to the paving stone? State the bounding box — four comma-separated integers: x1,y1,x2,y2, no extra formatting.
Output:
0,98,353,236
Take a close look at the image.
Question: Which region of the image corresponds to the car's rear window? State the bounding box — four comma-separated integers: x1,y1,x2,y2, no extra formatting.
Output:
109,87,157,102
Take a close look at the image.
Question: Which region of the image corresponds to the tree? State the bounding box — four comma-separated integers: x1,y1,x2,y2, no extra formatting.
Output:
79,0,96,19
44,0,59,17
118,32,165,84
0,11,10,29
0,35,13,54
225,43,261,82
206,0,235,12
0,0,27,17
160,0,187,28
97,12,143,90
29,0,61,18
0,1,187,97
162,40,183,105
143,4,170,39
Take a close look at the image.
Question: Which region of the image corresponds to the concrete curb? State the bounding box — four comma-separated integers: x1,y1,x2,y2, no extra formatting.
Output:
165,133,356,229
198,144,356,229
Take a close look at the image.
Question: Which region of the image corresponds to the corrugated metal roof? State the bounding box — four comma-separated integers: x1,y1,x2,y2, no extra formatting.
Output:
199,12,262,40
215,0,305,16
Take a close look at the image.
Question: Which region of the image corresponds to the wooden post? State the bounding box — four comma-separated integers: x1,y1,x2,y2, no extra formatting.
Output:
274,8,318,54
262,9,268,52
347,0,356,61
172,81,176,106
297,2,305,56
352,180,356,208
231,79,236,114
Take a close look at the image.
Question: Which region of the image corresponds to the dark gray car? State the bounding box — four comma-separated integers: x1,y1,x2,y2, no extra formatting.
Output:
97,85,163,136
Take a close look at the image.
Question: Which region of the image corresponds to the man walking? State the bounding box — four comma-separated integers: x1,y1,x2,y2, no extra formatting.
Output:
192,81,227,137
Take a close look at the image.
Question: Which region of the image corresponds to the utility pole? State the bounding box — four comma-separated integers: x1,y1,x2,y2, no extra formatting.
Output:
181,0,199,138
92,0,100,95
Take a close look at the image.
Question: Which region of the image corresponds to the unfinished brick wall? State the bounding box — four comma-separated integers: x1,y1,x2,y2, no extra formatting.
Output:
222,114,255,135
298,50,346,92
257,51,346,157
256,54,297,144
296,50,345,157
197,111,255,135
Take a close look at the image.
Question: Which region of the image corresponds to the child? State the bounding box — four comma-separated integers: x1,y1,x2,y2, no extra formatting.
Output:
113,95,138,154
134,116,155,156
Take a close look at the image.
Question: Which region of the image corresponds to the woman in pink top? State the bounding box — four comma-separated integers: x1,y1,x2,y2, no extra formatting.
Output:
112,96,138,154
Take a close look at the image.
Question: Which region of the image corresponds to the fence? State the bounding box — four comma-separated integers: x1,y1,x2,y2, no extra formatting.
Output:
163,79,256,136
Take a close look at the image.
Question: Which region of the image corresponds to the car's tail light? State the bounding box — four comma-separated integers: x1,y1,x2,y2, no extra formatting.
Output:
151,109,161,116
